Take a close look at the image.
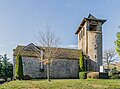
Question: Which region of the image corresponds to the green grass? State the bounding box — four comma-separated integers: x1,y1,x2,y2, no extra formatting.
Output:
0,79,120,89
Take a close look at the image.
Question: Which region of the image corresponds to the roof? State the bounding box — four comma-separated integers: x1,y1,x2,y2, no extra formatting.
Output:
75,14,106,34
13,43,81,60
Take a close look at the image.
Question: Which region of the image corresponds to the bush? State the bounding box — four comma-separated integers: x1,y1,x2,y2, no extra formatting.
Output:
15,54,23,80
108,67,120,79
110,74,120,79
79,52,85,72
23,75,31,80
87,72,99,79
79,72,87,79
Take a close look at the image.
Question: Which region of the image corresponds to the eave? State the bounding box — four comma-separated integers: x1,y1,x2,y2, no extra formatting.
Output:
75,18,86,34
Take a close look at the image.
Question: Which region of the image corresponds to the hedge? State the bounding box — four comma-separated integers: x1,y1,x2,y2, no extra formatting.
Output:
15,54,23,80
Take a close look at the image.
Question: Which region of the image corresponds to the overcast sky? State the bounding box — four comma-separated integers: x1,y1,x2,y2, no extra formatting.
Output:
0,0,120,62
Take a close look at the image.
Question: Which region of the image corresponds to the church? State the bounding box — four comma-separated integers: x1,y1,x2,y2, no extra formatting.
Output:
13,14,106,79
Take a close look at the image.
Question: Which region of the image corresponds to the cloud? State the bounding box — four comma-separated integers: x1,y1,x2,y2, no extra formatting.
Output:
59,44,78,49
66,45,78,49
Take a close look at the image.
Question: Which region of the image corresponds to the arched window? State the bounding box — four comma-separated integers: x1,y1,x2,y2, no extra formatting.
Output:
40,50,44,72
95,45,97,49
83,27,85,36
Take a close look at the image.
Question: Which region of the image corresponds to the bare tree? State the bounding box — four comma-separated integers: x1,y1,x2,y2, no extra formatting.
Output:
103,49,117,69
36,26,61,81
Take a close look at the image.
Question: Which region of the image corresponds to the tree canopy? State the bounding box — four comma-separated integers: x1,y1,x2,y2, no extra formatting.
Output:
115,32,120,56
0,54,13,81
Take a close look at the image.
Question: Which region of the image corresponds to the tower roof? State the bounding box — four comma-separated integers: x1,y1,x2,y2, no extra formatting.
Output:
88,14,97,19
75,14,106,34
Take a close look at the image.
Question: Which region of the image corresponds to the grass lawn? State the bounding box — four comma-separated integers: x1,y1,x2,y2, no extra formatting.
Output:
0,79,120,89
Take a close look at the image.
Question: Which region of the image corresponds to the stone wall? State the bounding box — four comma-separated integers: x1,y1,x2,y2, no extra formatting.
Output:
88,31,98,62
87,31,102,71
77,21,103,72
78,22,87,53
96,32,102,68
13,56,79,79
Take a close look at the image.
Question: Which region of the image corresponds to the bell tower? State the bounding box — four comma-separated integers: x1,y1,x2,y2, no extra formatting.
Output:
75,14,106,71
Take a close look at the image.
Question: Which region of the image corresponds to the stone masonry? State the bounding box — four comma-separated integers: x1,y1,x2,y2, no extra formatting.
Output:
13,56,79,79
75,14,106,71
13,14,106,79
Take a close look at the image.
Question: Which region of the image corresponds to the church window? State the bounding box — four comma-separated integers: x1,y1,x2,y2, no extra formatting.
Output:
40,62,44,72
83,27,85,36
89,25,97,31
95,55,96,59
95,45,97,49
89,21,97,31
40,50,44,72
81,30,83,38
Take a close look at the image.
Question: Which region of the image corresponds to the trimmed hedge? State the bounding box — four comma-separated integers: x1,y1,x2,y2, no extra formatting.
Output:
15,54,23,80
87,72,99,79
87,72,109,79
79,52,85,72
79,72,87,79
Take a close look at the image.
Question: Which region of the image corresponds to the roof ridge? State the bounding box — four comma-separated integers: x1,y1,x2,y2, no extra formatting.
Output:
88,14,97,19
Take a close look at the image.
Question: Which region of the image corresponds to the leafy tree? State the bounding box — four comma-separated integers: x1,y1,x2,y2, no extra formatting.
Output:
7,62,13,80
0,54,13,81
115,32,120,56
79,52,85,72
15,54,23,80
0,64,2,77
0,54,10,81
2,54,9,81
0,56,2,78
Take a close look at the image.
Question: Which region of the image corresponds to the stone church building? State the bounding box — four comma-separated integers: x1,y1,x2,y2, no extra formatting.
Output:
13,14,106,79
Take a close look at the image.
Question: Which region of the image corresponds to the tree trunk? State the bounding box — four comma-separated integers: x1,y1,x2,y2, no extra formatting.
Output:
47,64,50,81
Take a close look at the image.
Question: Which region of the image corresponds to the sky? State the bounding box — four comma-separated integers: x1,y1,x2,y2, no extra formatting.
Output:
0,0,120,62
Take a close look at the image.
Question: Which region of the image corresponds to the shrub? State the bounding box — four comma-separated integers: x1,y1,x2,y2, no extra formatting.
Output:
15,54,23,80
23,75,31,80
110,74,120,79
79,52,85,72
79,72,87,79
108,67,120,79
87,72,99,79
